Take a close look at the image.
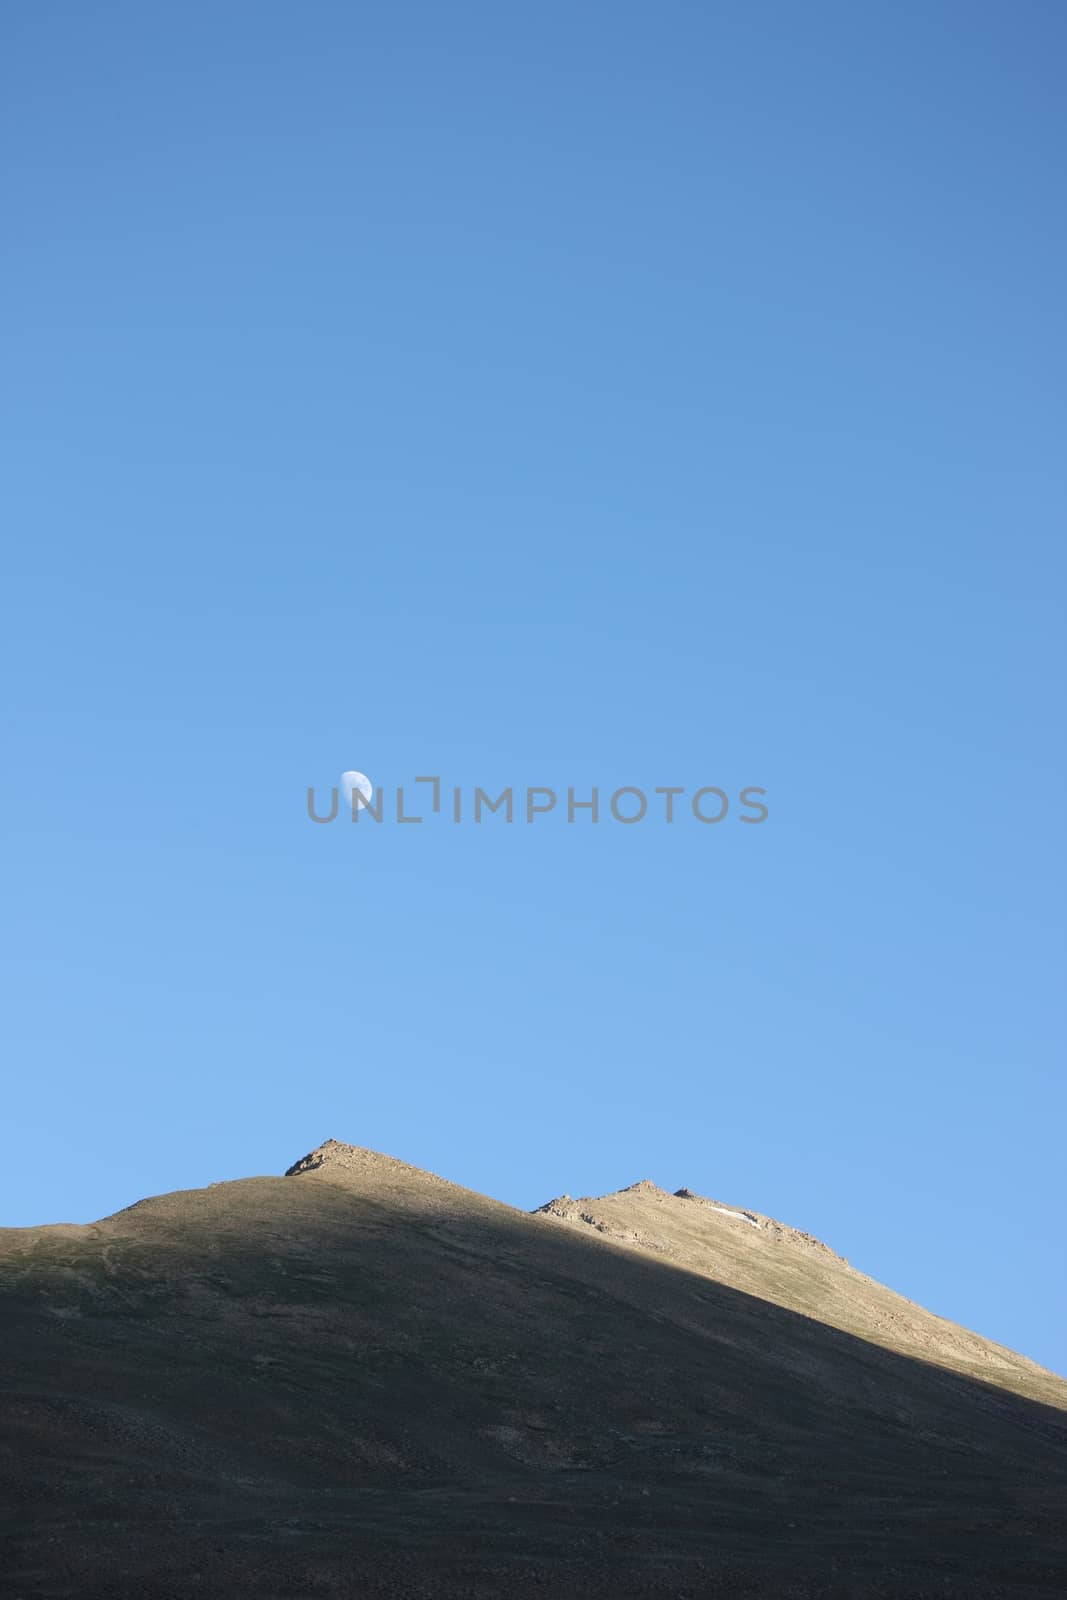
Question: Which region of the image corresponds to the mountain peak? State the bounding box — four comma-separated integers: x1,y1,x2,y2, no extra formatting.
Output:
618,1177,674,1198
282,1139,466,1201
284,1138,422,1181
284,1137,355,1176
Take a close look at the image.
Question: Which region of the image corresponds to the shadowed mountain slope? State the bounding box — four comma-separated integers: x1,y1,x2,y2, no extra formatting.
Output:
1,1138,1065,1598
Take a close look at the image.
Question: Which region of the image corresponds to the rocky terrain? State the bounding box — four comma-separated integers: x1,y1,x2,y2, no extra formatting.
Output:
1,1138,1065,1597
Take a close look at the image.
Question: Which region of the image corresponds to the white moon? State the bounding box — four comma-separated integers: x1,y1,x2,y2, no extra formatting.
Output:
340,770,374,813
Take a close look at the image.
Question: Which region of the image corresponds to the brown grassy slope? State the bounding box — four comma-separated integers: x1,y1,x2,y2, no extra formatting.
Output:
0,1138,1065,1599
532,1173,1064,1409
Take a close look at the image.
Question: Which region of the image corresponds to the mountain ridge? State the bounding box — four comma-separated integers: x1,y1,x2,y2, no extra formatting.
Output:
2,1138,1065,1596
284,1138,1063,1400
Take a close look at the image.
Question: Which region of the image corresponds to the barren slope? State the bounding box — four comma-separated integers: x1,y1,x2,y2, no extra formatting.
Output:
534,1177,1063,1408
1,1139,1065,1598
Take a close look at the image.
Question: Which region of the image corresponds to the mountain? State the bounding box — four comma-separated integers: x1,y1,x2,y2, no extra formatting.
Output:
2,1138,1064,1598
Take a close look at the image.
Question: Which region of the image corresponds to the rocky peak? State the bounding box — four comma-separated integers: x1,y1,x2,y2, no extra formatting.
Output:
284,1138,354,1176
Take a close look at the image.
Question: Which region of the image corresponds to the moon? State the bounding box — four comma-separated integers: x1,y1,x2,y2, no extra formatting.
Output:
340,770,374,813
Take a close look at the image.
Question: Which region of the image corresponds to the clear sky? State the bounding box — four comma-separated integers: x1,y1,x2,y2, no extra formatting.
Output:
3,4,1064,1374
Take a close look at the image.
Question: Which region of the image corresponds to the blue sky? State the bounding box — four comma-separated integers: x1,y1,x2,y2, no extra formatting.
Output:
3,3,1064,1373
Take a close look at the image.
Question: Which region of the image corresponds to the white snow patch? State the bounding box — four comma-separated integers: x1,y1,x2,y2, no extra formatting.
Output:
706,1204,761,1229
